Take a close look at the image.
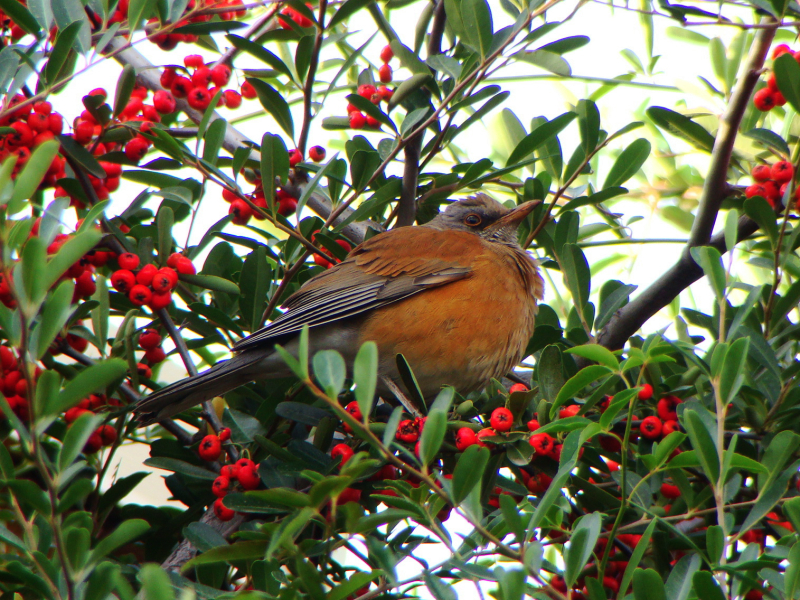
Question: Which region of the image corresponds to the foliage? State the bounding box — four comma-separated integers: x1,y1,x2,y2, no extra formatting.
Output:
0,0,800,599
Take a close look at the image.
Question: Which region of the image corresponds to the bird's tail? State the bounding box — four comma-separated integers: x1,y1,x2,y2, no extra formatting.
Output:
134,351,264,425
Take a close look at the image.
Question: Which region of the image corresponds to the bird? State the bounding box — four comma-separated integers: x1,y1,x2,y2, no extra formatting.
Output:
135,193,544,424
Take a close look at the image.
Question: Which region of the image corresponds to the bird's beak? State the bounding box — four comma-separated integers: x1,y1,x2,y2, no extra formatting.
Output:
495,200,540,227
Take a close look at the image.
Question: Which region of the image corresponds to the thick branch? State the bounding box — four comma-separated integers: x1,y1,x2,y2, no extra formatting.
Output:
396,135,422,226
597,216,759,350
596,24,776,350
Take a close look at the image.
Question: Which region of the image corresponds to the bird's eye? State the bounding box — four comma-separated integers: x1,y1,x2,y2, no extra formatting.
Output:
464,213,482,226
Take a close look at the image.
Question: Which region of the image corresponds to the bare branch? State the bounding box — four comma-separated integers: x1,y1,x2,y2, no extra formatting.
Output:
596,24,776,350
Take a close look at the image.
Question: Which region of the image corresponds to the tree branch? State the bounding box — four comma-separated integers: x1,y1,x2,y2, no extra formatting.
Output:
596,24,776,350
396,135,422,226
109,38,379,245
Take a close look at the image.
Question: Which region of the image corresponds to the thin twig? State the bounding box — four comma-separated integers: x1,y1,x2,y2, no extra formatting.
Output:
297,0,329,155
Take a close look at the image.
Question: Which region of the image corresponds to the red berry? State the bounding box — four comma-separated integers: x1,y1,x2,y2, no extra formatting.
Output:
772,44,792,59
660,482,681,499
377,85,393,102
144,347,166,364
238,464,261,490
640,415,663,439
100,424,117,446
75,271,96,297
167,253,183,268
754,88,776,111
379,45,393,63
124,137,148,162
509,383,528,394
184,54,204,68
751,164,772,181
235,458,255,470
153,90,176,114
489,407,513,432
308,145,326,162
662,419,680,436
33,101,52,115
211,64,231,87
772,160,794,182
135,263,157,286
224,89,242,108
198,434,222,461
357,84,377,99
160,68,177,89
147,291,172,310
170,76,193,99
278,197,298,216
344,401,363,421
526,472,552,495
158,267,179,288
65,407,90,424
212,476,231,497
378,64,392,84
331,443,354,465
288,149,302,167
241,81,256,99
349,112,366,129
527,419,540,432
229,199,253,225
149,271,171,293
657,395,682,421
220,465,238,479
774,90,787,106
111,270,136,293
454,427,477,451
84,431,103,454
176,257,196,275
117,252,140,270
191,67,213,89
128,284,152,306
529,432,555,457
219,427,231,442
187,87,211,110
213,497,235,520
365,115,380,128
559,404,580,419
637,383,653,400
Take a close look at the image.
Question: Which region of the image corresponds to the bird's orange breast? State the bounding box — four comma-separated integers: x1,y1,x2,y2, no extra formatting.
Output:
358,236,543,397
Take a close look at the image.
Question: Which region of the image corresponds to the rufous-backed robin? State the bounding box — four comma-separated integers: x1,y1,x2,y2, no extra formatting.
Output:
136,193,544,424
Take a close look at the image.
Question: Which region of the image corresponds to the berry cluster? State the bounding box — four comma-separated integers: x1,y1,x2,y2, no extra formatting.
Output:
196,429,263,521
147,0,247,51
313,237,352,269
345,45,396,130
110,252,193,310
65,393,122,453
0,96,66,185
278,4,313,29
222,181,301,225
160,55,243,114
745,160,796,209
753,44,796,111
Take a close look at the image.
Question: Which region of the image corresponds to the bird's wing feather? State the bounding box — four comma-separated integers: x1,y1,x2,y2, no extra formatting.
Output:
232,228,474,352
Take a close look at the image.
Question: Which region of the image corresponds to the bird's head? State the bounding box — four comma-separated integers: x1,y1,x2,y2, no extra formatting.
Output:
426,193,539,246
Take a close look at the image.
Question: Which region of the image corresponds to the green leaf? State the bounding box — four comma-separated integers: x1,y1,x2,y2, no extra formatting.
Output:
690,246,726,300
744,196,778,247
451,444,490,504
724,208,739,254
388,73,433,110
260,132,289,210
664,554,700,600
143,457,218,480
57,134,106,178
227,35,293,79
418,409,447,466
728,284,762,340
785,540,800,600
48,359,127,416
691,571,725,600
354,341,378,421
560,243,591,322
683,409,719,483
89,519,149,565
551,365,612,419
603,138,650,188
518,50,571,76
577,99,600,154
18,235,46,314
179,273,239,295
10,139,60,206
44,21,81,84
313,350,346,399
327,0,371,28
647,106,715,153
632,569,666,600
239,246,270,332
0,0,40,34
564,512,602,588
744,128,791,157
35,280,74,359
617,518,658,599
461,0,493,59
126,0,156,31
139,564,176,600
596,283,637,330
247,78,294,139
43,229,103,292
773,53,800,114
718,336,748,405
507,112,575,167
389,39,432,76
202,118,227,165
565,344,619,370
113,64,136,118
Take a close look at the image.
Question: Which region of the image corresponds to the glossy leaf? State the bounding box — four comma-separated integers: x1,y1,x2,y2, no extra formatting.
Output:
604,138,650,188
